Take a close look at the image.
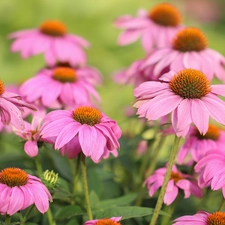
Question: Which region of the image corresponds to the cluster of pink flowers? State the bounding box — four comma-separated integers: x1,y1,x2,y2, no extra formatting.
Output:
2,1,225,224
0,17,122,221
114,2,225,224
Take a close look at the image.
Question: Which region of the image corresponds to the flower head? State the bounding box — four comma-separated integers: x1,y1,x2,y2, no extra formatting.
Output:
134,69,225,137
13,115,44,157
141,27,225,82
195,149,225,197
20,66,101,109
114,3,183,52
145,165,203,205
178,124,225,164
0,80,36,129
84,217,122,225
173,211,225,225
9,20,89,67
40,106,122,163
0,168,52,215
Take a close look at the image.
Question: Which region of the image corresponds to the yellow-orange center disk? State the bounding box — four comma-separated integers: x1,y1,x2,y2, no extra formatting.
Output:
207,212,225,225
0,168,28,187
0,80,5,95
96,219,122,225
170,171,183,183
172,27,208,52
39,20,67,37
196,124,221,141
149,3,181,26
169,69,211,99
73,106,102,126
52,67,77,83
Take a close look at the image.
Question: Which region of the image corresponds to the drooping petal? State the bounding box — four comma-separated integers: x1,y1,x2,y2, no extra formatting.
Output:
24,140,39,157
191,99,209,135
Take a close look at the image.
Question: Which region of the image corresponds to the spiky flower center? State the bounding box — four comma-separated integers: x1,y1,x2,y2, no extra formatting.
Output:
172,27,208,52
207,212,225,225
170,171,183,183
0,80,5,95
196,124,221,141
52,67,77,83
96,219,122,225
39,20,67,37
169,69,211,99
73,106,102,126
149,3,181,26
0,168,28,187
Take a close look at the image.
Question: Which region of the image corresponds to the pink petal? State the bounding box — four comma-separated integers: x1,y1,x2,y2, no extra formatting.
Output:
172,99,192,136
183,52,201,69
55,122,81,149
142,48,171,68
211,85,225,96
164,182,178,205
144,92,181,120
202,94,225,124
118,30,142,45
191,99,209,135
7,187,24,215
24,140,39,157
170,53,185,72
41,81,62,106
78,125,99,157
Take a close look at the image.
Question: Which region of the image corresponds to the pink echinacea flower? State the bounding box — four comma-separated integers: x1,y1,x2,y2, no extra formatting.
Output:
141,27,225,82
0,80,36,129
84,217,122,225
134,69,225,138
178,124,225,164
173,211,225,225
0,168,52,215
40,106,122,163
20,66,101,108
9,20,89,66
114,3,183,52
145,165,203,205
13,115,44,157
195,149,225,197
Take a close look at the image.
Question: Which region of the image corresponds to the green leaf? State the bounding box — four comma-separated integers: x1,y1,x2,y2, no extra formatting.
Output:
66,218,80,225
90,191,100,207
98,193,138,209
95,206,169,220
54,205,84,219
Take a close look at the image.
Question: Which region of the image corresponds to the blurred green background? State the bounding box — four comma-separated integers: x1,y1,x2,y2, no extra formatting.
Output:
0,0,225,127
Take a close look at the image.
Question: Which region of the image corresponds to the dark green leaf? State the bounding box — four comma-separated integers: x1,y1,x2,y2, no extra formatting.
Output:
98,193,138,209
54,205,84,219
95,206,169,220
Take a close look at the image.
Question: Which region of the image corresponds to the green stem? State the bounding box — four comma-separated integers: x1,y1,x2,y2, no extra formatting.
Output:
68,155,81,204
135,135,167,206
21,205,35,223
217,198,225,211
146,135,167,177
34,153,43,177
47,206,56,225
5,215,11,225
81,153,93,220
139,123,159,181
149,135,181,225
